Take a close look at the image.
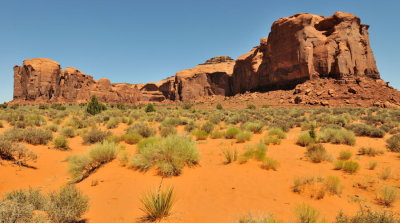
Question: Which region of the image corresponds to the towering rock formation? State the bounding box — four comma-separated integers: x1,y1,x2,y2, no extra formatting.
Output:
231,12,380,93
13,58,141,104
12,12,394,106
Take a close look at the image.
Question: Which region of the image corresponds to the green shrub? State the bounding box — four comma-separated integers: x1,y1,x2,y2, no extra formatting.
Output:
131,135,199,176
126,123,156,138
82,128,111,144
53,136,69,150
45,124,59,132
294,204,321,223
261,157,279,170
238,214,282,223
306,144,330,163
238,142,267,163
368,161,378,170
358,147,384,156
225,127,240,139
140,186,175,222
222,148,238,164
346,124,385,138
380,167,392,180
201,122,214,134
210,131,224,139
46,185,89,223
268,128,286,139
106,118,119,129
338,150,352,160
335,209,400,223
318,128,356,146
86,95,106,115
23,128,53,145
61,127,76,138
243,122,264,133
216,103,223,110
236,130,253,143
296,132,314,147
159,125,177,137
264,136,281,145
336,160,359,174
386,134,400,152
377,185,398,206
68,141,122,182
324,176,343,195
247,104,256,110
4,188,47,210
123,133,143,145
145,104,156,112
193,130,208,140
181,103,193,110
0,139,15,160
0,200,33,223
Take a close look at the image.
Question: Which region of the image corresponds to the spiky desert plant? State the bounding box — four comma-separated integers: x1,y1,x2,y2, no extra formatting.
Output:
140,186,175,222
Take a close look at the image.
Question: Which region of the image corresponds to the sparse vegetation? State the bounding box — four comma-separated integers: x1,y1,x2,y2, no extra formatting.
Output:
68,141,122,183
53,136,69,150
131,135,199,176
86,95,106,115
306,144,331,163
318,128,356,146
82,128,111,144
377,185,398,206
386,134,400,152
140,186,175,222
294,204,321,223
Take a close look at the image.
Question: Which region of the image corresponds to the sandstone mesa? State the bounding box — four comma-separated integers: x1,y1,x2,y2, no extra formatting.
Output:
12,12,400,107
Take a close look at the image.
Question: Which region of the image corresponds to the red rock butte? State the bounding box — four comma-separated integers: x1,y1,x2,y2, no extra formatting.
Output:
12,12,400,107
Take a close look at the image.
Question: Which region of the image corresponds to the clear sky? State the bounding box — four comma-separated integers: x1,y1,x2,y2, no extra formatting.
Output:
0,0,398,103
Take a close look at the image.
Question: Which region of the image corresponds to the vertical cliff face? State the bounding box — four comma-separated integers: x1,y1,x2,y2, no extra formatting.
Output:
13,58,141,104
231,12,380,94
12,12,384,104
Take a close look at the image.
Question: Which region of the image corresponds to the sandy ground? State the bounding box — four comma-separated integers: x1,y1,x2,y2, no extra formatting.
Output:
1,126,399,223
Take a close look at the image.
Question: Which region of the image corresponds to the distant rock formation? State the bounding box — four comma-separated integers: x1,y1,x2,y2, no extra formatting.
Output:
231,12,380,94
12,12,399,107
13,58,141,104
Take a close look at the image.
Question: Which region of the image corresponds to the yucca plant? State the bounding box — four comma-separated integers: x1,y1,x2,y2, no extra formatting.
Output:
140,186,175,222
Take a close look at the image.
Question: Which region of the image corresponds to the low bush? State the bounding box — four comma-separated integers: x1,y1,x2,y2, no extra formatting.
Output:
222,148,238,164
201,122,214,134
318,128,356,146
377,185,398,206
145,104,156,112
238,142,267,163
292,176,315,193
86,95,106,115
159,125,177,137
123,133,143,145
130,135,199,176
238,214,282,223
324,176,343,196
193,130,208,140
368,161,378,170
243,122,264,134
346,124,385,138
140,186,175,222
386,134,400,152
380,167,392,180
306,144,330,163
53,136,69,150
358,147,384,156
236,130,253,143
261,157,279,170
335,160,359,174
268,128,286,139
338,150,352,160
46,185,89,223
61,127,76,138
23,128,53,145
82,128,111,144
216,103,223,110
296,132,314,147
294,204,321,223
264,136,281,145
126,123,156,138
0,200,33,223
4,188,46,210
225,127,240,139
210,131,224,139
45,124,59,132
247,104,256,110
335,209,400,223
106,118,120,129
68,141,122,182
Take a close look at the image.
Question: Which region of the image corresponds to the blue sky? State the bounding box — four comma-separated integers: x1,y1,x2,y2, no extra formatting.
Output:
0,0,398,102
